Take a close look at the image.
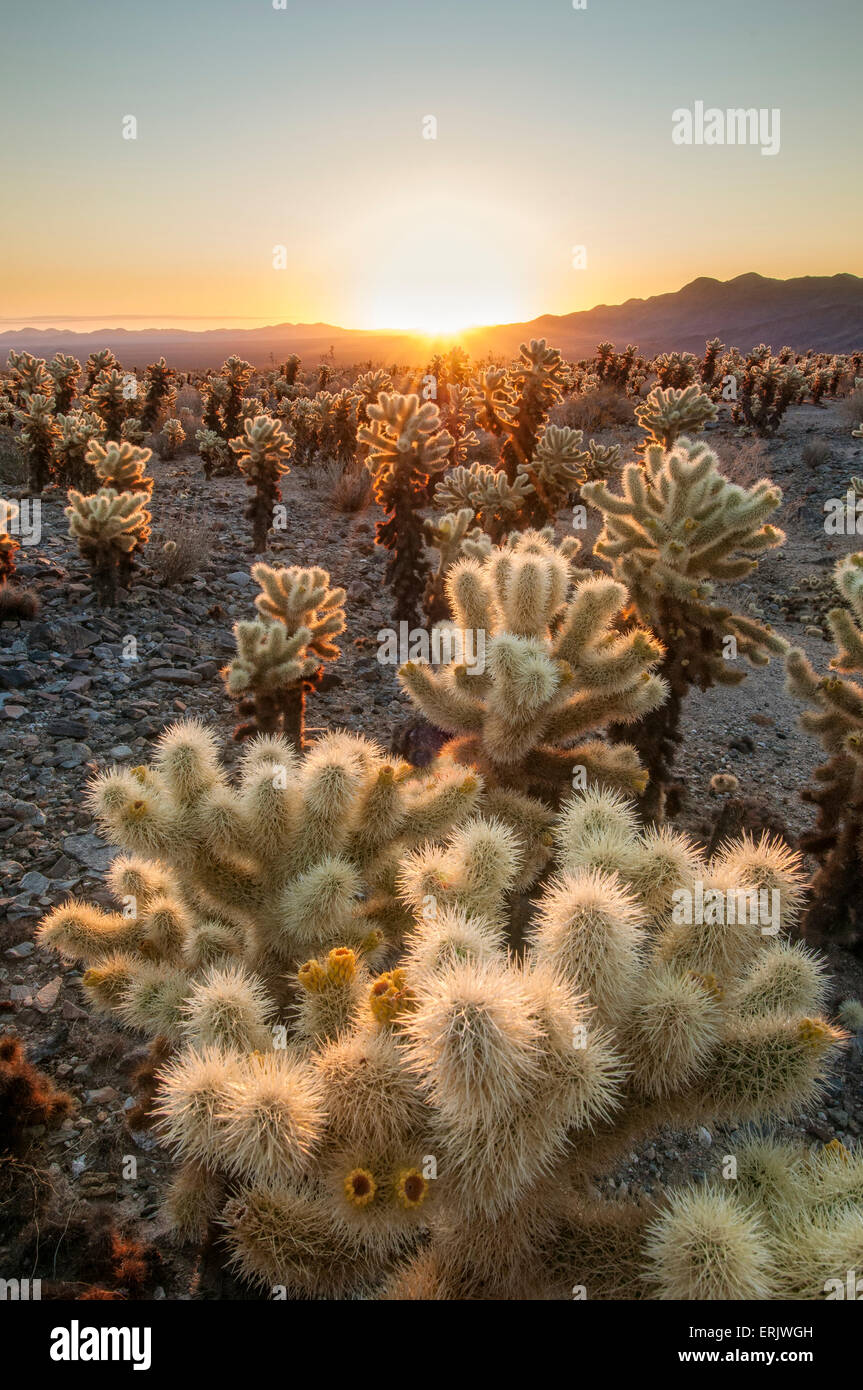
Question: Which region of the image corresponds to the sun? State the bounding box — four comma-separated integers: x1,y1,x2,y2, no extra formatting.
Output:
351,188,536,335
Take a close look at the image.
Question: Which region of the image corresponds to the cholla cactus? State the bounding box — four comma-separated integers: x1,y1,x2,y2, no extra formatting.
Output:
422,508,483,622
700,338,725,394
359,393,454,624
39,719,483,991
733,346,806,436
470,339,567,482
230,415,293,553
195,428,232,479
0,498,20,582
222,564,346,748
85,348,119,389
398,528,667,803
38,773,850,1300
786,553,863,943
438,384,479,467
55,411,103,489
521,423,590,523
90,368,130,439
141,356,177,431
434,461,533,544
65,488,151,604
159,418,186,460
86,438,153,496
220,356,255,441
14,393,59,490
47,353,81,413
585,440,621,478
653,351,698,389
583,438,786,818
7,349,52,402
635,385,717,450
645,1137,862,1299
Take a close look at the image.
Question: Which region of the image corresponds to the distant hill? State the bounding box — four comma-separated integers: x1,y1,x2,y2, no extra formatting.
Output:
2,273,861,370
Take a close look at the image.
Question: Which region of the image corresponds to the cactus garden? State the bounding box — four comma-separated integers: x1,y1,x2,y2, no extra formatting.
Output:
1,0,862,1343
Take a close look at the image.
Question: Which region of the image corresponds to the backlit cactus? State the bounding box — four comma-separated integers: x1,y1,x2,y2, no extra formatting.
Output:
787,552,863,943
583,438,786,818
65,487,151,604
359,392,454,624
398,528,667,803
230,414,294,552
38,774,850,1300
222,563,346,748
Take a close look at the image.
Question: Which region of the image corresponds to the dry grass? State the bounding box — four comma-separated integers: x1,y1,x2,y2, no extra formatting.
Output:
800,440,832,470
152,513,212,586
556,387,635,432
839,386,863,427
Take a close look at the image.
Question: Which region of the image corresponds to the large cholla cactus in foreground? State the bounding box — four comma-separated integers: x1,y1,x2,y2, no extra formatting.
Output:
786,554,863,944
583,439,786,818
222,564,346,748
359,393,453,625
398,529,667,803
65,489,151,605
39,720,484,999
645,1136,863,1299
230,415,293,552
38,773,853,1300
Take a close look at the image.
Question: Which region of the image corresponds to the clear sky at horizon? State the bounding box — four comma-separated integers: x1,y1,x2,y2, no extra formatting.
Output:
1,0,861,332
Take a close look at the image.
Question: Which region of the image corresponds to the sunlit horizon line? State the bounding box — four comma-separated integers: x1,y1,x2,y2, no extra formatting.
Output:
2,267,860,339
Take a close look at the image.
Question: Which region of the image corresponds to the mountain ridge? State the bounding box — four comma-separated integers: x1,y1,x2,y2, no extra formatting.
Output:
2,273,861,368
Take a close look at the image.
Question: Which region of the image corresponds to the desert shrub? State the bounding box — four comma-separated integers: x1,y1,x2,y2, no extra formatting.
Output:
554,387,634,433
801,440,832,470
152,515,212,588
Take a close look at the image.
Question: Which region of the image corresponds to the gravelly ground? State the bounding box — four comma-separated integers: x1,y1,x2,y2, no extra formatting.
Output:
1,397,861,1298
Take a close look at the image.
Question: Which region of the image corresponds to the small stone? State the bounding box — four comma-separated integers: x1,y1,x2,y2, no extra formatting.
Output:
5,941,35,959
34,976,62,1012
109,744,134,760
19,870,49,894
697,1126,713,1147
85,1086,120,1106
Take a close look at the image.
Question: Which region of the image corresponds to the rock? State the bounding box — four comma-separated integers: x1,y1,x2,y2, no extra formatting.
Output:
109,744,134,760
53,739,93,767
61,1000,88,1021
33,976,62,1012
225,571,252,588
63,833,118,873
150,668,201,685
45,718,89,738
29,1023,70,1063
85,1086,120,1106
5,941,35,958
19,870,49,894
46,854,77,879
697,1126,712,1147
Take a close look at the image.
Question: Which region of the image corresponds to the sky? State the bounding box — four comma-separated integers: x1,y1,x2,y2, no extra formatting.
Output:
1,0,861,333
